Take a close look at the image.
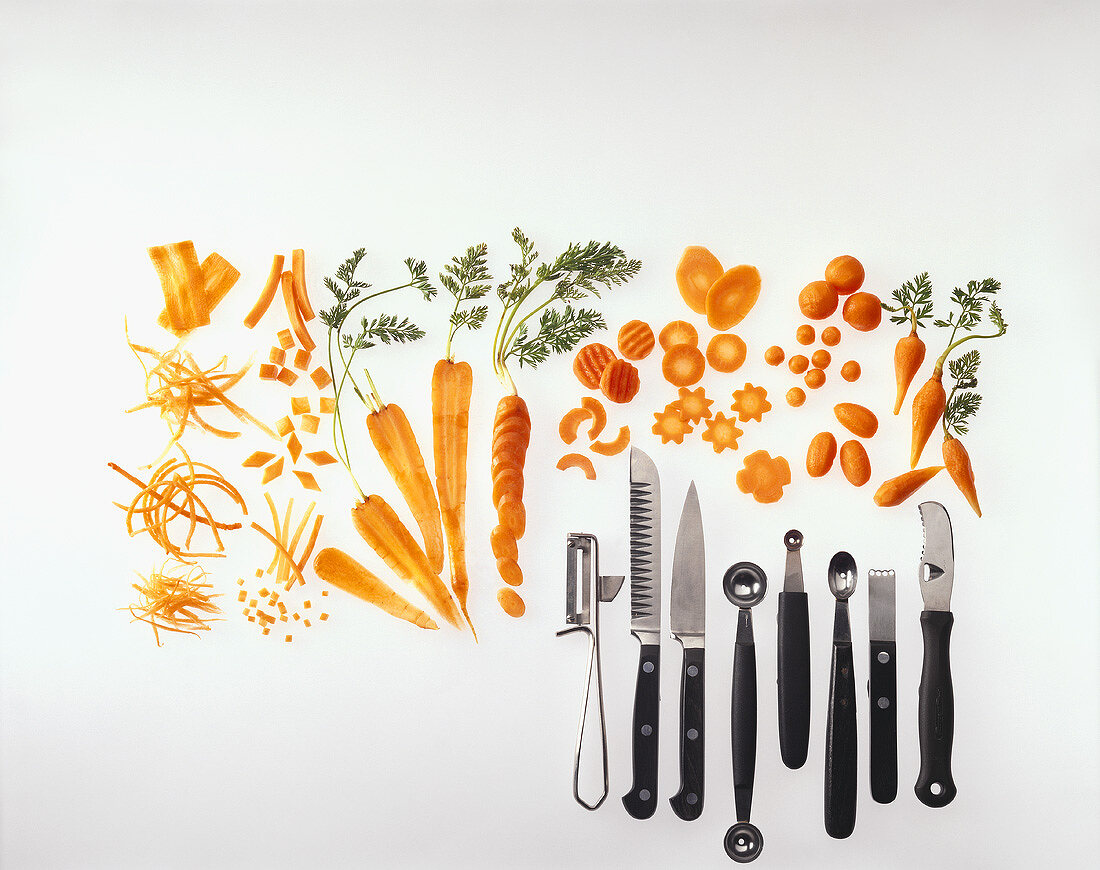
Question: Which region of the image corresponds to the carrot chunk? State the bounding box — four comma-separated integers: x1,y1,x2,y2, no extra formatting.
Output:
300,414,320,434
291,249,315,321
290,396,310,415
275,416,294,437
293,348,311,370
277,328,295,350
589,426,630,456
276,367,299,386
269,347,286,366
310,367,333,389
259,364,279,381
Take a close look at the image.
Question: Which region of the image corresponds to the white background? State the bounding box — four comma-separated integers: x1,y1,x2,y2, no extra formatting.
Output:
1,1,1097,868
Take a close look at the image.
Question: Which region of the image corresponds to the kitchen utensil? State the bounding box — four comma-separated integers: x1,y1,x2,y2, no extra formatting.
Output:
723,562,767,863
623,447,663,819
824,550,858,839
916,501,957,807
777,529,810,769
557,533,624,810
868,568,897,803
669,481,706,820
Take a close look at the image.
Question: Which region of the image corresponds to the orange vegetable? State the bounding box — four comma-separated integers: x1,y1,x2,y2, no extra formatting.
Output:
590,426,630,456
659,320,699,350
244,255,285,328
841,360,861,382
617,319,655,360
788,354,809,375
812,349,831,369
126,561,220,646
293,470,321,491
366,403,444,574
492,394,531,546
700,412,743,453
786,387,806,407
842,292,883,331
280,271,316,352
319,396,336,414
798,280,838,320
662,344,706,386
276,329,295,350
706,265,762,330
276,367,298,386
497,587,526,618
706,333,747,372
314,547,438,630
824,255,865,295
764,345,785,366
269,347,286,366
293,349,311,370
873,466,945,507
834,402,879,438
806,432,837,477
736,450,791,503
310,367,333,389
671,386,713,423
676,246,724,314
821,326,841,346
600,358,640,403
557,453,597,479
300,414,320,435
261,456,284,484
580,396,606,439
795,325,815,346
558,407,590,444
242,451,276,468
490,524,518,560
291,249,315,321
497,557,524,586
840,440,871,486
910,371,947,467
652,404,693,444
893,330,927,414
290,396,310,415
804,369,826,389
731,383,771,422
154,251,240,334
573,342,617,389
942,436,981,517
148,241,206,333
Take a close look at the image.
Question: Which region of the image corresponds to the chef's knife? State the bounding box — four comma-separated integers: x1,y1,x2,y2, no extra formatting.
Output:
916,501,956,807
622,447,662,820
669,481,705,821
868,569,897,804
777,530,810,769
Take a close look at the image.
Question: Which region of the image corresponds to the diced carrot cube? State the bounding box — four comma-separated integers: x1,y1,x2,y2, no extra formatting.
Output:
275,416,294,437
262,627,270,635
261,456,284,484
276,367,299,386
238,590,247,602
269,347,286,366
310,366,332,389
293,470,321,491
259,587,269,597
293,348,311,370
284,635,292,642
237,578,245,586
303,600,311,609
290,396,310,415
304,619,312,627
300,414,319,434
277,602,287,614
319,397,336,414
277,329,294,350
320,612,329,620
248,615,256,622
305,450,337,466
321,591,329,597
242,451,276,468
259,364,279,380
287,433,302,463
254,569,263,578
293,613,301,621
280,614,288,622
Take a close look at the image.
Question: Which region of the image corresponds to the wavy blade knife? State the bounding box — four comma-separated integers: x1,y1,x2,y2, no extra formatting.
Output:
669,481,705,821
622,447,662,819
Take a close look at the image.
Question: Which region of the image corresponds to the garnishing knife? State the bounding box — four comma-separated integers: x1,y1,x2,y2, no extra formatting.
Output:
777,529,810,769
868,569,897,804
622,447,662,820
669,481,705,821
916,501,957,807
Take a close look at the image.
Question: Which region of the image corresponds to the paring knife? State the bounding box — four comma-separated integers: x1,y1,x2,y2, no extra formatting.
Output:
669,481,705,821
868,569,897,804
777,530,810,769
622,448,662,820
916,501,957,807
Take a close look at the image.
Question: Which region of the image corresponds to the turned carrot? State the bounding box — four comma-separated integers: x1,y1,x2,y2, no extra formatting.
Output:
314,547,438,630
366,403,445,575
942,436,981,517
894,330,927,414
873,466,945,507
910,370,947,468
884,273,932,414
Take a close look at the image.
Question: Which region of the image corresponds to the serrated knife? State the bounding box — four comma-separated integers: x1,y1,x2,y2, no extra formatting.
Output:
669,481,705,821
916,501,957,807
622,448,662,820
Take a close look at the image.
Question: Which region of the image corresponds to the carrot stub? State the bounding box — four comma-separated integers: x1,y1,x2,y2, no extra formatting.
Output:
786,387,806,408
795,325,815,346
839,440,871,486
788,354,809,375
764,346,785,366
705,265,761,330
804,369,826,389
821,326,842,347
652,405,693,444
834,402,878,438
841,360,861,382
497,587,526,618
842,292,883,332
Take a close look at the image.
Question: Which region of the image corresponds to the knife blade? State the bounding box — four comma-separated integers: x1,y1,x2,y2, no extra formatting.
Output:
915,501,957,807
669,481,705,821
622,447,662,819
868,569,897,804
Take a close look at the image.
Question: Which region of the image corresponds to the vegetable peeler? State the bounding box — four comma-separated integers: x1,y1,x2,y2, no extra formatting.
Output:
557,533,624,810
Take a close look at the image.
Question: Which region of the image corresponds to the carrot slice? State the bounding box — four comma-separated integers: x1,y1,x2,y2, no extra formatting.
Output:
261,457,284,484
617,320,655,360
731,383,772,423
293,470,321,491
305,450,338,466
242,451,277,468
590,426,630,456
736,450,791,503
558,407,590,445
245,255,286,329
154,252,239,333
659,320,698,350
556,453,597,479
671,386,713,423
676,246,724,315
291,249,315,321
706,334,747,373
705,265,762,330
280,271,316,352
662,345,706,386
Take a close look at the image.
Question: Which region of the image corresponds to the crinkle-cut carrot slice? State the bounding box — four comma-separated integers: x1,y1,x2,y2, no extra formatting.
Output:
600,358,640,404
290,396,310,415
705,264,761,330
269,347,286,366
556,453,597,479
245,255,286,328
148,241,205,332
319,397,336,414
706,333,747,373
617,319,655,361
662,344,706,387
700,412,743,453
291,249,315,321
676,246,724,315
652,404,694,444
300,414,320,434
277,329,295,350
573,343,617,389
293,348,311,370
242,451,277,468
280,271,316,352
590,426,630,456
287,433,302,463
659,320,698,351
259,364,279,381
261,456,284,484
731,383,772,423
306,450,338,466
275,416,294,437
736,450,791,504
293,470,321,491
276,367,299,386
558,407,590,445
671,386,713,423
580,397,606,439
310,367,332,389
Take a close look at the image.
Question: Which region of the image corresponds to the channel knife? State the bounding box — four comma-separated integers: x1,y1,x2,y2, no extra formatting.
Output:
777,530,810,769
669,481,705,821
622,448,662,820
868,569,897,803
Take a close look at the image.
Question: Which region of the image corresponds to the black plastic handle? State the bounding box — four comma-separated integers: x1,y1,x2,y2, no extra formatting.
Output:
825,634,857,838
670,645,705,820
869,640,898,804
777,591,810,770
732,611,757,823
916,610,956,807
622,642,661,819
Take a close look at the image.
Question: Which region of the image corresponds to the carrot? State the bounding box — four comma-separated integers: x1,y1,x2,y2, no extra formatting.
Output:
873,466,945,507
291,249,315,321
883,273,932,414
280,271,316,352
492,394,531,539
366,402,445,574
313,547,438,630
893,330,926,414
244,255,285,328
351,495,461,629
432,358,476,635
910,369,947,468
942,436,981,517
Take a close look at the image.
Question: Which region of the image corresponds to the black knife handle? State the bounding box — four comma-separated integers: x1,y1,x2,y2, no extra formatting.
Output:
869,639,898,803
777,591,811,770
622,642,661,819
732,612,757,823
670,645,705,820
824,640,857,839
916,610,956,807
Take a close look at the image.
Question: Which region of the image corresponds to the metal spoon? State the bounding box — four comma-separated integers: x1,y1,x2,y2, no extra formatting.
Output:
825,551,858,839
722,562,767,862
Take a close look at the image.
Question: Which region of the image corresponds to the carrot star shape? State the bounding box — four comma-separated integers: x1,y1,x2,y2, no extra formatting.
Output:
671,386,713,423
700,412,743,453
735,450,791,503
652,404,693,444
731,383,772,422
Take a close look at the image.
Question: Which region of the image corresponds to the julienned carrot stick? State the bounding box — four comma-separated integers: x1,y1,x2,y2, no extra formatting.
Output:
244,254,285,328
314,547,438,630
280,271,316,351
366,403,445,575
291,249,315,321
432,359,476,636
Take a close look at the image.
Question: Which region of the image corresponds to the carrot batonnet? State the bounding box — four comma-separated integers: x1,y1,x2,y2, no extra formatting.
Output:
314,547,438,630
244,254,285,328
280,271,316,352
291,249,315,321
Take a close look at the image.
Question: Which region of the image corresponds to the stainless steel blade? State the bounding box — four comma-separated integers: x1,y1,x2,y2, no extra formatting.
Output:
868,569,896,641
918,501,954,611
628,447,661,643
669,481,705,646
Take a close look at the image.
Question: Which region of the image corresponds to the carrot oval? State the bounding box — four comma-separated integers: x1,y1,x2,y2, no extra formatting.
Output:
806,432,837,477
497,557,524,587
706,265,761,330
557,453,597,479
490,524,518,561
676,246,724,315
840,440,871,486
497,587,526,618
834,402,879,439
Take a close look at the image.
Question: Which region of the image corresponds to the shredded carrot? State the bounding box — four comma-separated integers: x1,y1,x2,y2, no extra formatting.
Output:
319,396,336,414
244,255,286,328
148,241,205,333
124,560,221,646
